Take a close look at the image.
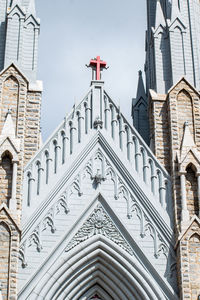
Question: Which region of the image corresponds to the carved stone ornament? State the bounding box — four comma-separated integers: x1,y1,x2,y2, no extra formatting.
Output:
65,203,134,256
93,116,103,129
92,169,105,186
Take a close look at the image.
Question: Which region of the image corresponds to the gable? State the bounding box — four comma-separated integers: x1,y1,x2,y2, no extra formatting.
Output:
18,195,178,300
19,80,178,298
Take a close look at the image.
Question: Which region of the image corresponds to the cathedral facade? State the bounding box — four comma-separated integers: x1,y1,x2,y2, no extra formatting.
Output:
0,0,200,299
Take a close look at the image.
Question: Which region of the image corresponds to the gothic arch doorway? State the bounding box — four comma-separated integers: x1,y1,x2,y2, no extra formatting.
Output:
32,236,167,300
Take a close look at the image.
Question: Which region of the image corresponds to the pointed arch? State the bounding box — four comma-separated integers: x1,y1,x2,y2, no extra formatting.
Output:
0,151,13,206
29,236,170,300
173,26,185,77
185,164,198,216
188,230,200,297
23,21,35,71
1,75,19,134
189,232,200,242
177,89,194,143
0,221,11,299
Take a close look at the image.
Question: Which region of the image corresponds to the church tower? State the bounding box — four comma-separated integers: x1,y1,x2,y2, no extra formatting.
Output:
0,1,42,299
142,0,200,299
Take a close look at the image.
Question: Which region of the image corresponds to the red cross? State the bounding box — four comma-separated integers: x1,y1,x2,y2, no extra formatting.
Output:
89,56,107,80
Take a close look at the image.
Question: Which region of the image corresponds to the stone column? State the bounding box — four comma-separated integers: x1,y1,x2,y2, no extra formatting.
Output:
180,172,189,222
10,161,18,210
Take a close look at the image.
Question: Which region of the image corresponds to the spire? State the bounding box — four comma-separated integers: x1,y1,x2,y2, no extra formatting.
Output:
136,70,146,102
155,0,166,30
27,0,36,16
1,109,16,138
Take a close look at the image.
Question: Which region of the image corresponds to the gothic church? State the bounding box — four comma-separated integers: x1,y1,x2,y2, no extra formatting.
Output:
0,0,200,299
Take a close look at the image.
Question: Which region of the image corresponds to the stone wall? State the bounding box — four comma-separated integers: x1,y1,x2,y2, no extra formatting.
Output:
0,208,20,300
149,78,200,299
177,220,200,300
0,64,42,299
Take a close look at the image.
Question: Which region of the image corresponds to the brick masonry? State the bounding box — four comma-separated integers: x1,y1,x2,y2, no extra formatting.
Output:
149,78,200,299
0,64,41,299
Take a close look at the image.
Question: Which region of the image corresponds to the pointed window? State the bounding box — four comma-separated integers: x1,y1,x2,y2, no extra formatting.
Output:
36,161,42,195
23,22,35,70
27,171,33,207
53,140,58,173
0,152,13,207
0,222,11,299
185,164,198,216
177,90,194,144
2,76,19,134
61,131,66,164
189,233,200,296
45,151,50,184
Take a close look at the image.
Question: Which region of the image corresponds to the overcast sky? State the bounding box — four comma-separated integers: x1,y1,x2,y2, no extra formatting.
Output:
35,0,146,141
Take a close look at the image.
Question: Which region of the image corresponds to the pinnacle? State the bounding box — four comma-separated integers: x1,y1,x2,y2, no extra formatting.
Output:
1,109,16,137
136,70,146,102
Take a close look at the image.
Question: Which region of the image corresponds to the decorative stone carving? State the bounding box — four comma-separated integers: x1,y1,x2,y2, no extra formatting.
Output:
130,196,169,259
19,242,27,268
29,226,42,252
56,191,69,214
92,169,105,187
93,116,103,129
65,203,134,256
70,174,83,196
42,209,56,233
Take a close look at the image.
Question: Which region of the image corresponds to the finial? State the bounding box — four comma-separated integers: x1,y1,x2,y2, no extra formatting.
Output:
184,121,189,127
7,108,12,115
138,70,142,76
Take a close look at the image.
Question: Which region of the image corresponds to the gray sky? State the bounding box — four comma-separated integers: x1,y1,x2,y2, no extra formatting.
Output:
35,0,146,141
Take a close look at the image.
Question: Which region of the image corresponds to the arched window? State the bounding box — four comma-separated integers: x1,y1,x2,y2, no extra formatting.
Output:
0,152,13,207
177,90,194,143
36,161,41,195
27,172,32,207
0,222,11,299
61,131,66,164
185,164,198,216
2,76,19,133
45,151,50,184
53,140,58,173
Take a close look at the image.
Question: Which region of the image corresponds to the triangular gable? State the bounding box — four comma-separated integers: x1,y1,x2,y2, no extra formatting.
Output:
25,14,40,27
18,193,178,299
168,17,186,31
167,76,200,96
8,3,26,17
0,203,21,233
179,149,200,171
176,215,200,247
0,137,20,161
0,63,29,84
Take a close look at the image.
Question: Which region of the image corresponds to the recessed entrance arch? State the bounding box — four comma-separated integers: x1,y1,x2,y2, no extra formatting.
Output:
32,236,167,300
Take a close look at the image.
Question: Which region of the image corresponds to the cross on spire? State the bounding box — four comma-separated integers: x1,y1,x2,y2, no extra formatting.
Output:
88,56,107,81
